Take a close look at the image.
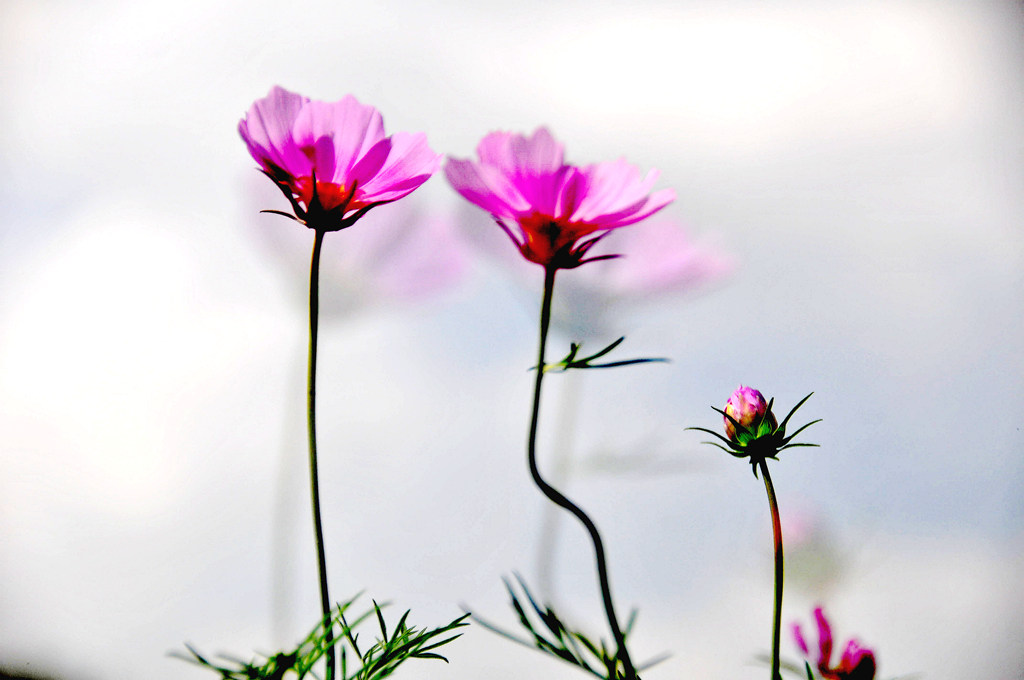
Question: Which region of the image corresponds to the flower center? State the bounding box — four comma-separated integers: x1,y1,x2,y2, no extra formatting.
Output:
293,176,356,212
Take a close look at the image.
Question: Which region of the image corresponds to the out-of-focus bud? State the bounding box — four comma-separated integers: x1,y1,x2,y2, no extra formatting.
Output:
723,385,777,441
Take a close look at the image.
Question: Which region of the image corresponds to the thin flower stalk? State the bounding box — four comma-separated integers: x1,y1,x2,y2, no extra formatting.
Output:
306,227,334,678
528,264,637,680
760,458,784,680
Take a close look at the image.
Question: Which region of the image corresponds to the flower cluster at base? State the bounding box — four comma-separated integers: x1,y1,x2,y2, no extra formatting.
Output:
793,607,877,680
239,86,441,232
689,385,820,475
445,128,675,270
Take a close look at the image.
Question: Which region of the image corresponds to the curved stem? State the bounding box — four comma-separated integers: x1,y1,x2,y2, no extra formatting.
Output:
759,459,783,680
534,369,583,604
307,228,335,680
528,265,637,680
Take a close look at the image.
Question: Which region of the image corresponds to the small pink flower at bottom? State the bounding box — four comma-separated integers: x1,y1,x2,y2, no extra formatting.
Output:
239,86,441,230
445,127,674,269
793,606,877,680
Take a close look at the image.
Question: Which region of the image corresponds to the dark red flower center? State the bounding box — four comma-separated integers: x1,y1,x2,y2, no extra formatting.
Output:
517,213,597,267
292,176,366,213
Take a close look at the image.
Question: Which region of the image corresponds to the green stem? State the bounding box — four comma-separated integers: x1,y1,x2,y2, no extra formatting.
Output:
307,228,335,680
527,265,637,680
759,459,783,680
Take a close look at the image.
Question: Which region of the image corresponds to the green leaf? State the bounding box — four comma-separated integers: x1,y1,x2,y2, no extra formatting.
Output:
780,419,822,445
579,358,669,369
585,336,626,361
547,336,669,372
636,652,671,671
622,608,638,637
686,426,737,447
778,440,819,450
373,601,388,643
513,573,566,640
778,392,815,433
471,574,658,678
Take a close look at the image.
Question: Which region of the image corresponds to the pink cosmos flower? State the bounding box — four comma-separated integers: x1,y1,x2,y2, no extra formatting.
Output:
724,385,777,441
445,127,675,269
793,607,877,680
239,86,441,230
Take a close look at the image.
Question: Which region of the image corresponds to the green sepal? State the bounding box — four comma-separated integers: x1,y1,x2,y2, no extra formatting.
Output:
778,443,820,451
778,392,814,434
781,419,822,445
710,407,753,440
685,426,737,448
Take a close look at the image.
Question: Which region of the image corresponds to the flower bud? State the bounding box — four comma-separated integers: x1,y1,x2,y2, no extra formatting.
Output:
723,385,777,441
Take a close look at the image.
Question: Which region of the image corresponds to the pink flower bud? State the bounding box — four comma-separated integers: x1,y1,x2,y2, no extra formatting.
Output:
723,385,777,441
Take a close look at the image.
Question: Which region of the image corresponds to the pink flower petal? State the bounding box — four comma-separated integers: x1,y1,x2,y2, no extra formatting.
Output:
357,131,442,203
572,162,663,224
238,86,310,175
793,622,810,656
347,137,393,194
555,167,587,221
445,157,525,216
292,96,385,183
513,165,574,218
602,187,677,228
477,127,564,177
571,160,642,219
814,606,834,669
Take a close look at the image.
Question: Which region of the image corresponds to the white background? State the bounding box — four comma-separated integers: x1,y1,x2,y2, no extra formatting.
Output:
1,1,1022,679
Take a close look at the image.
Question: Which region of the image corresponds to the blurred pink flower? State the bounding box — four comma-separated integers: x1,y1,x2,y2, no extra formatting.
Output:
564,217,733,298
246,177,467,318
780,502,846,594
445,127,674,268
239,86,441,229
793,607,877,680
724,385,776,441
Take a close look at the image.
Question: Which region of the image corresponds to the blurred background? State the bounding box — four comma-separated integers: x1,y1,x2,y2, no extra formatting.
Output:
1,0,1022,679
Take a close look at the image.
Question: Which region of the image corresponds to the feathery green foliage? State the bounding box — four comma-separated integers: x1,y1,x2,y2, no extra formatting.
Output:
468,574,667,680
176,593,468,680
